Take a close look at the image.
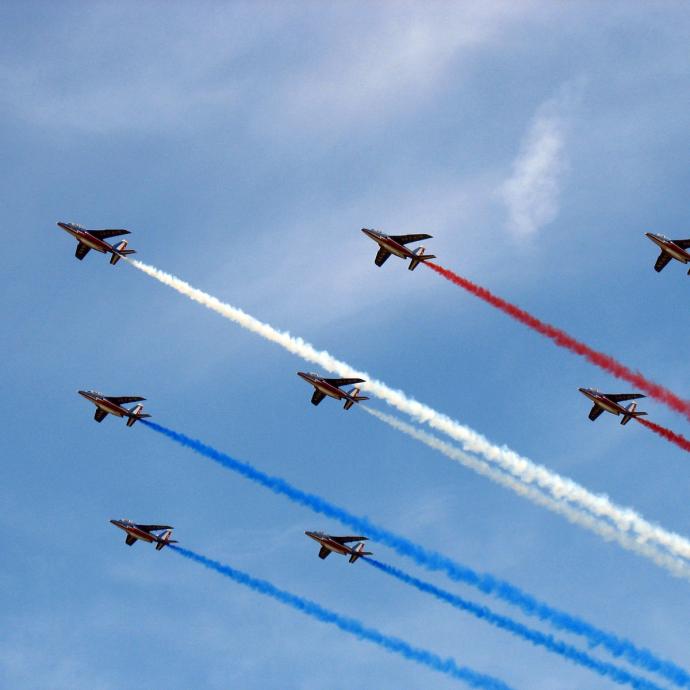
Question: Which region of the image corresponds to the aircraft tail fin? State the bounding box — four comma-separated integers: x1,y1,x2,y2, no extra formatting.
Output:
408,246,436,271
343,387,369,410
349,542,373,563
621,402,647,425
126,404,152,427
155,529,177,551
110,240,136,265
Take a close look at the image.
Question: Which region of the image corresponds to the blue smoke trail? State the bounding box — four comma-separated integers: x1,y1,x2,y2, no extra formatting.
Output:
362,558,660,690
144,420,689,688
169,545,512,690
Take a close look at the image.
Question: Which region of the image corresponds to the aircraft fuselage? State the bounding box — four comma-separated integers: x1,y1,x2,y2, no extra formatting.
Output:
361,229,412,260
305,531,354,557
646,233,690,263
111,520,157,544
78,390,130,417
578,388,626,416
58,222,113,254
297,372,352,402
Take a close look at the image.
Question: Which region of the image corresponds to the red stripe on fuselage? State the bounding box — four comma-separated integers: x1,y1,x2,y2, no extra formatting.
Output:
375,236,411,259
650,236,690,263
71,229,113,253
312,380,347,401
582,392,625,415
94,399,129,417
115,523,155,543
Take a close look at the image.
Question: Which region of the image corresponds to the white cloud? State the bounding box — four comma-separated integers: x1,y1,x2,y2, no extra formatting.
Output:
500,81,582,238
2,3,534,136
272,4,524,135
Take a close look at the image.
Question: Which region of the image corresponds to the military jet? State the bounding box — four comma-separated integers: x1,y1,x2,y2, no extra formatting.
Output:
305,531,372,563
57,221,136,265
578,388,647,425
645,233,690,274
361,228,436,271
78,390,151,426
110,519,177,550
297,372,368,410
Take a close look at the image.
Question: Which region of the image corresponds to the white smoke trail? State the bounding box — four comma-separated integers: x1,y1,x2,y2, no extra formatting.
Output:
129,259,690,566
361,406,690,581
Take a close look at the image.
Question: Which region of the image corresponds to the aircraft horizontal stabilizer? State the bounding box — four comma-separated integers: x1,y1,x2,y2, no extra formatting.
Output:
343,387,369,410
155,529,177,550
126,404,151,427
110,240,136,265
408,246,436,271
348,542,373,563
621,401,647,426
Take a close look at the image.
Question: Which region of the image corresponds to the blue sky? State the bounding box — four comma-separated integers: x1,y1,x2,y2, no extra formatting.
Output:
2,2,690,688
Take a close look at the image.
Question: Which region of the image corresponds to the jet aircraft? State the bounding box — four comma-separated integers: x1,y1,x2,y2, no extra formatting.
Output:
305,531,372,563
361,228,436,271
57,221,136,265
78,390,151,426
578,388,647,425
645,233,690,273
110,519,177,550
297,372,368,410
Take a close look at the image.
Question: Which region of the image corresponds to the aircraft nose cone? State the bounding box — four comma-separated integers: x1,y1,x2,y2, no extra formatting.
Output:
109,519,118,526
77,390,88,397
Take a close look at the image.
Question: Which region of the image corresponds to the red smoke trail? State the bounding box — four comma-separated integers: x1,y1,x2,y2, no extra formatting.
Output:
637,418,690,454
426,262,690,421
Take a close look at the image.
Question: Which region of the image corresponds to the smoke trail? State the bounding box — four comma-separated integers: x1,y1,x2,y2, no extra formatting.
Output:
128,259,690,566
425,261,690,420
361,407,690,581
142,420,690,687
363,558,662,690
169,545,512,690
637,418,690,454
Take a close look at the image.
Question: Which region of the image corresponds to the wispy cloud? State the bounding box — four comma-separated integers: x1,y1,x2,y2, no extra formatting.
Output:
1,4,532,136
500,81,582,238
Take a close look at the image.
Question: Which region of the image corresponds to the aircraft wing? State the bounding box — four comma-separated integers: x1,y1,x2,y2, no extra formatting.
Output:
605,393,646,402
106,396,145,405
673,239,690,249
125,534,137,546
323,378,366,388
318,546,331,559
75,243,91,260
94,408,108,423
311,390,327,406
654,251,673,272
331,536,368,544
88,229,130,240
136,524,173,532
588,405,605,421
389,233,432,245
375,246,392,266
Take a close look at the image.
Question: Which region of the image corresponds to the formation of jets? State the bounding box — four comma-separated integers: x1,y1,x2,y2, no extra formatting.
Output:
62,224,677,557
